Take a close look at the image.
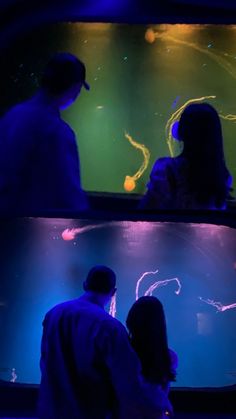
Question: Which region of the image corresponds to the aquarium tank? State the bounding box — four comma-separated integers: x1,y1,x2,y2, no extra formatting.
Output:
0,216,235,387
1,23,236,196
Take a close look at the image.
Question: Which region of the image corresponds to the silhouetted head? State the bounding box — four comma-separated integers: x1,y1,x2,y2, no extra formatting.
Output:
83,265,116,296
127,296,166,337
126,296,175,384
178,102,223,157
177,102,230,207
41,52,89,107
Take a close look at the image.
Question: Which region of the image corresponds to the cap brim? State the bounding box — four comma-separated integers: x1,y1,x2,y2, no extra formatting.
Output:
83,81,90,91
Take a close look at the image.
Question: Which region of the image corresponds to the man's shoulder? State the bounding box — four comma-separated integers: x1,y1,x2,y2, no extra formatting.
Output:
99,312,125,331
45,299,124,330
0,102,28,122
0,101,49,131
1,101,74,136
44,298,80,319
78,300,125,330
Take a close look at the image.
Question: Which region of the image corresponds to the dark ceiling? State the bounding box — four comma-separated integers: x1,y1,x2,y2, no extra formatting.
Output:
1,0,236,49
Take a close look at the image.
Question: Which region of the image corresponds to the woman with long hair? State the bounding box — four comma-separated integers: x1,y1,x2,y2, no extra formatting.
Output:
140,103,232,209
126,296,177,396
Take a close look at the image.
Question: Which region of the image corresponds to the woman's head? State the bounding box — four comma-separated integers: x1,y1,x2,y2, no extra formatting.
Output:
177,102,230,207
178,102,223,156
126,296,175,384
126,296,166,339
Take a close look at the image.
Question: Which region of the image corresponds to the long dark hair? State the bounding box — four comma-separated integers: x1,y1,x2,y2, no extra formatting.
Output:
178,102,231,208
126,296,175,385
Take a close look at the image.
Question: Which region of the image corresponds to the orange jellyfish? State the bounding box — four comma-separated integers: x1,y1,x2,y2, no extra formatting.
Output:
123,132,150,192
124,175,136,192
145,28,156,44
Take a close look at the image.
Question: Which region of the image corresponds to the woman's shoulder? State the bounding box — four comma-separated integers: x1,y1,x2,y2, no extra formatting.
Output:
151,156,174,172
151,155,186,175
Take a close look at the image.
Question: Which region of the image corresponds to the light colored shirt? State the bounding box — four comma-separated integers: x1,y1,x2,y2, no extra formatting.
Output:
38,298,172,419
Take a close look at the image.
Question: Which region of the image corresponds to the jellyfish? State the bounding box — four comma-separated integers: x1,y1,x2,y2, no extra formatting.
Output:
144,277,181,297
144,26,236,156
108,270,181,319
62,228,77,241
199,296,236,313
135,268,181,300
61,224,113,241
123,132,150,192
124,175,136,193
144,27,236,80
145,28,156,44
135,269,160,300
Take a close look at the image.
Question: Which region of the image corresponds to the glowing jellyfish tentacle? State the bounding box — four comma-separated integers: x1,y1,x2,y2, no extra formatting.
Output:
62,221,134,241
10,368,17,383
219,114,236,122
166,96,216,137
199,296,236,312
109,293,117,318
145,29,236,79
165,96,216,157
135,269,159,300
165,35,236,79
145,277,181,296
124,132,150,192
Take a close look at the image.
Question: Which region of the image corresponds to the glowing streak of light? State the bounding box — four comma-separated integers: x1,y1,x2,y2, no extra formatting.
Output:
144,277,181,296
124,132,150,192
62,224,111,241
135,269,160,300
165,96,216,157
199,296,236,312
109,293,117,318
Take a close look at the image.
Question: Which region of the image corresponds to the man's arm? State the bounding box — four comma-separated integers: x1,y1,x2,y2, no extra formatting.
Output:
47,121,89,211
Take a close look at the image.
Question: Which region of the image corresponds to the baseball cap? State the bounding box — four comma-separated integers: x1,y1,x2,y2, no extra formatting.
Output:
41,52,90,94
